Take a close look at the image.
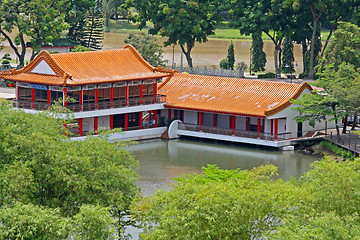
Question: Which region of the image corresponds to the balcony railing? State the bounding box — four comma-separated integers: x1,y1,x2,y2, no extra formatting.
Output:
12,95,166,112
179,123,291,141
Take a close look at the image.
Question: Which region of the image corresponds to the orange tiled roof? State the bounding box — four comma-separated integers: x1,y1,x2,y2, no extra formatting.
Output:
158,73,313,117
1,45,173,86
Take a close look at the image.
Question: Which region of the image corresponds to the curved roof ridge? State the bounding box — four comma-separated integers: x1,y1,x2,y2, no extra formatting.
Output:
264,82,313,116
124,44,156,71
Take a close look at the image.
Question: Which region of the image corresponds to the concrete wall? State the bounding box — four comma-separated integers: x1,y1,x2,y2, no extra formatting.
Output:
98,115,110,130
83,117,94,132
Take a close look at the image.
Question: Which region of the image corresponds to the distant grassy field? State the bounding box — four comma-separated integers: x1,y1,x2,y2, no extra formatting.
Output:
0,98,6,102
107,19,331,41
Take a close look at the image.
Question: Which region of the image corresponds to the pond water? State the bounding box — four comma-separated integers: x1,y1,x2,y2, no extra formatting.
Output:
126,138,320,196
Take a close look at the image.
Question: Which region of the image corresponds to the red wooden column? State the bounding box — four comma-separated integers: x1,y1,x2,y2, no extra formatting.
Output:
110,115,114,130
198,112,203,131
262,119,265,132
274,118,279,140
47,89,51,108
94,117,98,134
125,85,129,106
16,83,19,100
31,88,35,109
139,112,143,129
110,87,114,108
78,118,83,136
140,84,143,104
257,118,261,138
153,110,158,127
168,109,172,120
95,88,99,109
154,82,158,103
230,115,236,135
125,113,128,131
213,114,217,128
80,89,83,111
271,119,274,135
174,110,177,119
63,87,67,106
246,117,249,131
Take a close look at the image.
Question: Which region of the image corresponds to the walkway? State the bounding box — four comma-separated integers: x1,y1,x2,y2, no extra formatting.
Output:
324,130,360,155
0,87,15,99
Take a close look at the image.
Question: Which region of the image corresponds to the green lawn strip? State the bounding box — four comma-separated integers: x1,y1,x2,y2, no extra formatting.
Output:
0,98,6,102
107,19,331,41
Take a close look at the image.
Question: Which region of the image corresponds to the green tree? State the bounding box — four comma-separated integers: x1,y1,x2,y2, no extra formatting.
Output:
281,37,295,74
0,102,139,236
1,53,11,69
229,0,294,76
227,41,235,70
0,0,69,66
124,33,167,66
103,0,115,29
129,0,222,67
251,31,266,72
0,203,71,239
80,0,104,50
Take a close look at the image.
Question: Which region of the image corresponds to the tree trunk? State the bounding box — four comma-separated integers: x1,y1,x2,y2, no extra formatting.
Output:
351,111,358,130
332,105,341,140
320,21,339,57
274,44,281,77
181,42,194,68
343,114,348,134
308,4,325,79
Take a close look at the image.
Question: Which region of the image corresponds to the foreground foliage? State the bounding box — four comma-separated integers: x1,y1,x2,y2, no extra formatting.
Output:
0,103,138,238
132,157,360,239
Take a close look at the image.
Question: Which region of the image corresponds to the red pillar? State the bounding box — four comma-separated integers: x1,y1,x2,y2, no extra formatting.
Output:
47,89,51,108
246,117,249,131
271,119,274,135
139,112,143,129
94,117,98,134
140,84,143,104
125,113,128,131
110,87,114,108
257,118,261,138
125,86,129,106
63,88,67,106
31,88,35,108
231,116,235,135
78,118,83,136
153,110,157,127
275,118,278,140
16,83,19,100
95,88,99,109
213,114,217,128
262,119,265,132
199,112,203,131
168,109,171,120
80,89,83,111
174,110,177,119
154,82,158,103
110,115,113,130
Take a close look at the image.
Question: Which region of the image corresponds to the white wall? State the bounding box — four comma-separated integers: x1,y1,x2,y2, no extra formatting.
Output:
184,111,197,124
217,114,229,128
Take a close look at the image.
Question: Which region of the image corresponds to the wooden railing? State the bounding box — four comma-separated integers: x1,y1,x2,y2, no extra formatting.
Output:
12,95,167,112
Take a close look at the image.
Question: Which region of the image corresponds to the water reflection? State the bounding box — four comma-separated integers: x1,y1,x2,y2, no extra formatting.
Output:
126,138,320,196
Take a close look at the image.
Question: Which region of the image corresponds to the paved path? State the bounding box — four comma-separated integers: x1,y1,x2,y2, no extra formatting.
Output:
324,131,360,155
0,87,15,99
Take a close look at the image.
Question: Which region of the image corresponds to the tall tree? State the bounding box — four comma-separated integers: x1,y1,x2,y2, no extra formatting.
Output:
103,0,115,29
79,0,104,50
129,0,222,67
0,0,69,66
251,31,266,72
227,41,235,70
229,0,294,76
281,37,295,74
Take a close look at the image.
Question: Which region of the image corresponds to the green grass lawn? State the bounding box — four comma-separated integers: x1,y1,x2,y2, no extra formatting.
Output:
0,98,6,102
107,19,331,41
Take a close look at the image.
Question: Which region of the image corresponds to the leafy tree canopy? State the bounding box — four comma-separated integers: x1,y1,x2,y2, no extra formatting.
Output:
128,0,222,67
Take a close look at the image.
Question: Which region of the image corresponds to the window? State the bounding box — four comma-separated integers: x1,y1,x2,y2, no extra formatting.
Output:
83,89,96,103
67,91,81,104
143,84,155,97
34,89,48,102
113,87,126,100
97,88,111,102
128,112,140,127
50,91,63,104
129,85,141,99
19,87,32,101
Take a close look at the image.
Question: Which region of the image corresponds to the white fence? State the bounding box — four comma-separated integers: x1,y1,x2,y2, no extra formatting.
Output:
170,65,245,78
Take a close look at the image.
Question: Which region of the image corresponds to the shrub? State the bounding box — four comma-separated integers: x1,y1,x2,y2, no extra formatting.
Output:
257,72,276,79
220,58,229,69
320,141,354,160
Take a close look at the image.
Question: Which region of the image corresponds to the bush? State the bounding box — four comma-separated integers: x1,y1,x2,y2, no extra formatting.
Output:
257,72,276,79
236,62,247,71
320,141,354,160
298,72,308,79
220,58,229,69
